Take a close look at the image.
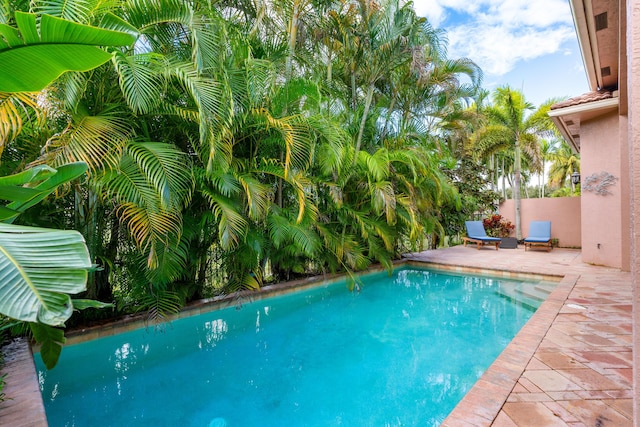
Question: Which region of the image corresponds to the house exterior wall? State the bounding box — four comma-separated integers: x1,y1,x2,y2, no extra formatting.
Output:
621,113,631,271
499,197,581,248
579,111,624,268
628,0,640,423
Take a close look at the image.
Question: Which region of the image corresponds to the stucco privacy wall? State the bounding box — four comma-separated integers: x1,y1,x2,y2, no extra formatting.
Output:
580,111,624,269
499,197,581,248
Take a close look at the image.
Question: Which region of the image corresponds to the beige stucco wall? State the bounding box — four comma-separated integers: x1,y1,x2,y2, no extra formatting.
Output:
499,197,581,248
580,111,624,268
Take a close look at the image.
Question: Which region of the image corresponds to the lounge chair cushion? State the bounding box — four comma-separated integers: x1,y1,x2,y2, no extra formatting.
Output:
524,221,551,243
524,221,552,251
463,221,501,250
465,221,501,241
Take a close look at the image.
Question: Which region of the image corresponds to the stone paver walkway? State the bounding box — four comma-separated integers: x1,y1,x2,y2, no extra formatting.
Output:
0,246,633,426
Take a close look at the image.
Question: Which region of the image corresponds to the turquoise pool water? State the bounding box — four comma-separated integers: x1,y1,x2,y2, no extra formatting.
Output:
36,267,539,426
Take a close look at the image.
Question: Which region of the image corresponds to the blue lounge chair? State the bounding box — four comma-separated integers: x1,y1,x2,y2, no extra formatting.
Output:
524,221,552,251
463,221,501,250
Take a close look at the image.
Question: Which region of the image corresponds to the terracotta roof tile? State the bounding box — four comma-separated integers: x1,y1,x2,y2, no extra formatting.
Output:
550,90,613,110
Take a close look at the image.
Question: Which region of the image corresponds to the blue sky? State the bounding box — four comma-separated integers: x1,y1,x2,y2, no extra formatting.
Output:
412,0,590,108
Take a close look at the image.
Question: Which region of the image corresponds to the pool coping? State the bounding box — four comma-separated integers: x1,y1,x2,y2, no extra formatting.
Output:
441,272,579,425
0,261,571,426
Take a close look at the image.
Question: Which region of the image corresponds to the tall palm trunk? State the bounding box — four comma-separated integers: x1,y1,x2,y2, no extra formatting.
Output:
501,157,506,199
513,137,522,240
354,83,375,157
278,1,301,208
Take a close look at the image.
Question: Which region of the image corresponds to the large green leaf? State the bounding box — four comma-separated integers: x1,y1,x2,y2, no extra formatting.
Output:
0,162,87,222
0,162,88,222
0,223,92,326
0,12,137,92
29,323,66,370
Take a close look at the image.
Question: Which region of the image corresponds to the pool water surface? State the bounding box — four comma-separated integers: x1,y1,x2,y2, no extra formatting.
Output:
36,267,540,426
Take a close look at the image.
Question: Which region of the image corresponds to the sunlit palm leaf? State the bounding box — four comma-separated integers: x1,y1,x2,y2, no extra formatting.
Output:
252,108,314,177
41,112,130,172
358,148,390,181
99,142,191,268
204,192,247,250
33,0,92,23
124,142,193,210
371,180,396,223
0,92,42,157
236,172,271,220
258,159,310,223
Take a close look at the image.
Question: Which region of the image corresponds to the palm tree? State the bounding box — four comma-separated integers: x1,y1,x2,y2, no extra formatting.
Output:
548,142,580,192
472,86,552,239
2,0,494,319
537,139,556,197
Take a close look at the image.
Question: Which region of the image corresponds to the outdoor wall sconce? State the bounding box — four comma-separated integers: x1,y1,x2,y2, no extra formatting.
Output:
571,171,581,185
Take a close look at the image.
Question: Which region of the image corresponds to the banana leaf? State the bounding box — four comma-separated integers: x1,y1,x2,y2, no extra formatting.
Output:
0,223,92,326
0,162,88,222
0,12,137,92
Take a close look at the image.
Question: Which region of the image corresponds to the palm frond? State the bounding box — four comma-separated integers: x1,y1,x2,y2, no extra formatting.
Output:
135,289,183,324
113,51,164,114
98,142,191,268
357,147,389,181
33,0,92,23
236,172,271,220
203,192,248,250
38,111,130,172
0,92,42,157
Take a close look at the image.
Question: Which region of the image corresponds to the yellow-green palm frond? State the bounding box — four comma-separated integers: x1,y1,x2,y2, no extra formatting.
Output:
0,92,43,158
38,111,130,172
470,125,513,161
203,191,248,250
258,158,312,223
32,0,92,23
371,180,396,224
99,141,192,268
236,172,271,221
252,108,314,178
125,141,193,209
357,148,390,181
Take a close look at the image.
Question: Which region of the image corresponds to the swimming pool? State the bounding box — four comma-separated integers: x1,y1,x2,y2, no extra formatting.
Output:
36,267,545,426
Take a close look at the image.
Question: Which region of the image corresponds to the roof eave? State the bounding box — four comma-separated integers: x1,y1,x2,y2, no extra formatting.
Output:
569,0,600,91
550,116,580,153
548,97,619,153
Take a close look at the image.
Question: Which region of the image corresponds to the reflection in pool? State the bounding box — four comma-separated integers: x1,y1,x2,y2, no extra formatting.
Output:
37,267,542,426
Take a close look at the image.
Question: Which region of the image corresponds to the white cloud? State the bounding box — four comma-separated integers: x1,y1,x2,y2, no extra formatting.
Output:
478,0,574,28
412,1,446,26
412,0,576,76
448,25,575,75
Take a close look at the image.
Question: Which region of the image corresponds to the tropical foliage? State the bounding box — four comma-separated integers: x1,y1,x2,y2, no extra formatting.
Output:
469,86,555,239
0,0,568,338
0,12,137,368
